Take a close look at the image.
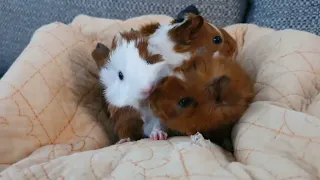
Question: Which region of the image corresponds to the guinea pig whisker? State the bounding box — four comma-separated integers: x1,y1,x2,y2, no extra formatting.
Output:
158,110,168,120
216,103,250,108
201,57,207,73
204,85,213,95
208,108,213,117
147,101,153,111
220,107,226,119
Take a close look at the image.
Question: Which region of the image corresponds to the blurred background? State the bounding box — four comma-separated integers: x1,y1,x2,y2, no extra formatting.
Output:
1,0,319,77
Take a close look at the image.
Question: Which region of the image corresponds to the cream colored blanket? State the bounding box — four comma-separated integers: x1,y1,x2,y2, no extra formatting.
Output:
1,14,320,180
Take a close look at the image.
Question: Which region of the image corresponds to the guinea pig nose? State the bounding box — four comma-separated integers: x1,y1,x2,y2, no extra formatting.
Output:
141,88,151,95
142,86,155,95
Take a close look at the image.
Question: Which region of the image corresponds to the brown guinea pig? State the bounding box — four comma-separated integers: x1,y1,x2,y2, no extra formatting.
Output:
148,55,254,151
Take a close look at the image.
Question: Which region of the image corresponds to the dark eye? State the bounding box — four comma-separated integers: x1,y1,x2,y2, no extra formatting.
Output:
213,36,222,44
178,97,195,108
192,62,197,69
118,71,124,80
146,60,151,64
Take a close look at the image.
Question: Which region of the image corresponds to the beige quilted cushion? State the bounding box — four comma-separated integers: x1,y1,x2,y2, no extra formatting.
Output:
0,14,320,179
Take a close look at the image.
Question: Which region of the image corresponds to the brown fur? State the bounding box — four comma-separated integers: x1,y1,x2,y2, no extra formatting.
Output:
91,43,110,69
218,28,237,59
139,22,160,37
91,13,239,144
112,31,164,64
168,13,237,59
137,14,237,60
149,55,254,141
108,105,144,141
92,31,165,67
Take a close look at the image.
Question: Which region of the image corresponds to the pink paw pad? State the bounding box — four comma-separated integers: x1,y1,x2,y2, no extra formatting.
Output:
150,129,168,141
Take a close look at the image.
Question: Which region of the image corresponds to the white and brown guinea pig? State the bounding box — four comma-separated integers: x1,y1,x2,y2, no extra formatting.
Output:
99,34,170,109
92,31,172,143
138,4,237,68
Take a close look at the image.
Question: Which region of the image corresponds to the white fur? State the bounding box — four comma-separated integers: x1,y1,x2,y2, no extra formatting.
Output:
139,106,166,136
171,71,186,81
148,21,222,68
100,38,170,109
100,37,172,138
148,24,191,68
213,51,221,58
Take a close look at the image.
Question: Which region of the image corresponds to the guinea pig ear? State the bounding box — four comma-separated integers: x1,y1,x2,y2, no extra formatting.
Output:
173,4,200,23
218,28,237,59
211,75,231,103
170,15,204,43
187,15,204,36
91,43,110,69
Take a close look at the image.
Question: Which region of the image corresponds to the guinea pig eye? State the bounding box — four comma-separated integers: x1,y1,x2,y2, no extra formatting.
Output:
213,36,222,44
118,71,124,80
178,97,195,108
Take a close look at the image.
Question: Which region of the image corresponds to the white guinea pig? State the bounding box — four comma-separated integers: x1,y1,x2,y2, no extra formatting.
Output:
99,32,172,142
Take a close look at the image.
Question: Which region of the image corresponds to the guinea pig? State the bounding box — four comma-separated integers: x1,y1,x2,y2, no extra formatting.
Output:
99,35,169,109
94,30,173,143
148,55,254,151
92,42,145,142
138,5,237,68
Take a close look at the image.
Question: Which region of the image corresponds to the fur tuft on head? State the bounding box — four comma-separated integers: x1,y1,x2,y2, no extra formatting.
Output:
100,34,171,109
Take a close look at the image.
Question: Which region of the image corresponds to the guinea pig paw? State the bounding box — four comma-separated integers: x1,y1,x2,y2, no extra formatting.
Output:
116,137,131,144
150,129,168,141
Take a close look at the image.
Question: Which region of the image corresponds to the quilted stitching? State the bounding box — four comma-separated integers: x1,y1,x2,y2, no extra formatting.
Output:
228,24,320,179
0,22,108,167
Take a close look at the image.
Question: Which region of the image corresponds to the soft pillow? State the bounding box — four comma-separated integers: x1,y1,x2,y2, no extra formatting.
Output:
0,0,248,77
247,0,320,35
1,14,320,179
